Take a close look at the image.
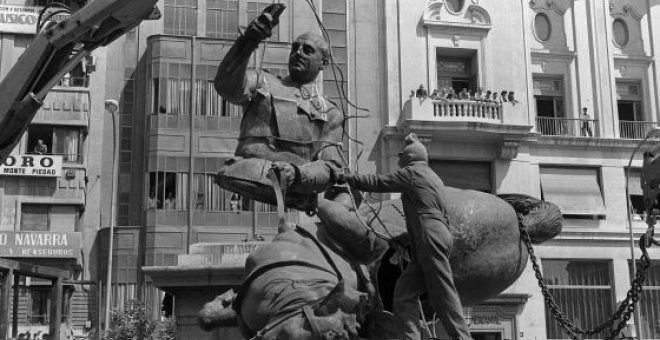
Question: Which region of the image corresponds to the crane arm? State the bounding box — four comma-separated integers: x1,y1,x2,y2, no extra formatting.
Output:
0,0,160,162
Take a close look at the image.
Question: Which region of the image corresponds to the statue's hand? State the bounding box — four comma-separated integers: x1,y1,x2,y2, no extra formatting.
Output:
244,3,286,42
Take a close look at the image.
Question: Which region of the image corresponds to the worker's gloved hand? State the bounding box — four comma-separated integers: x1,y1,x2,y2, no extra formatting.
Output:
337,173,354,185
244,3,286,42
272,161,298,188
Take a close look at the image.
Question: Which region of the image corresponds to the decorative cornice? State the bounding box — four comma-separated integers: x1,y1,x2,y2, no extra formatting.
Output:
529,0,568,15
546,0,566,15
424,0,491,31
499,139,521,160
533,135,656,151
530,50,576,62
610,3,643,21
613,54,653,66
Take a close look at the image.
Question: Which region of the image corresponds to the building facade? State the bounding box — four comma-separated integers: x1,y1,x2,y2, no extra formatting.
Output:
2,0,658,339
106,0,660,339
0,0,106,336
376,0,660,339
101,0,366,335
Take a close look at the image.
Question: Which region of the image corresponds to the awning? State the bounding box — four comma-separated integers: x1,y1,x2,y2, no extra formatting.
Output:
430,160,492,192
540,166,606,216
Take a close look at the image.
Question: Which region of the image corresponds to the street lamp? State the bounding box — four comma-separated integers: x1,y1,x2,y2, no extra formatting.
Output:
103,99,119,332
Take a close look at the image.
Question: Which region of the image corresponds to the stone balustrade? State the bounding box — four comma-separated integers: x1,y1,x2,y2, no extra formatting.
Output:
432,99,502,121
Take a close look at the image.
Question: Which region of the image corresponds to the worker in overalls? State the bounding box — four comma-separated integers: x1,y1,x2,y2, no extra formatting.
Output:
340,133,472,340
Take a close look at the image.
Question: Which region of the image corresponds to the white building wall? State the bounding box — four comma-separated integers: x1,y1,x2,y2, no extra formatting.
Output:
376,1,660,339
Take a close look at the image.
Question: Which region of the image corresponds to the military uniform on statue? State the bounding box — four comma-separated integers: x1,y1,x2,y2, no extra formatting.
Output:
213,4,388,265
214,3,345,212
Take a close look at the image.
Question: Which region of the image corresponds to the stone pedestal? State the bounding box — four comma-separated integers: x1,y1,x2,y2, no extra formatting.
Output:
143,242,267,340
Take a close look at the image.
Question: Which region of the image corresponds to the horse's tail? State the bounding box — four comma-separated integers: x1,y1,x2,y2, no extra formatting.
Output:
498,193,563,244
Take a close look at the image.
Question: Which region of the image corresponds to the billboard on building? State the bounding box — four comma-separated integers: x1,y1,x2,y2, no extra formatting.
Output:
0,5,68,34
0,154,63,177
0,231,81,258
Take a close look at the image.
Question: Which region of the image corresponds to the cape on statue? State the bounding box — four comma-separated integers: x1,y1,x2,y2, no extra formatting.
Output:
199,188,562,340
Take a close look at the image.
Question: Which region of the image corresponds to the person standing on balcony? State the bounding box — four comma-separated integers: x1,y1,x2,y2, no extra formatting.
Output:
581,107,593,137
164,192,176,210
147,191,160,209
33,139,47,154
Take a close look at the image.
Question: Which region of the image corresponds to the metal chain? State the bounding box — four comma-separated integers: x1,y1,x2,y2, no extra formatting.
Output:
519,214,652,340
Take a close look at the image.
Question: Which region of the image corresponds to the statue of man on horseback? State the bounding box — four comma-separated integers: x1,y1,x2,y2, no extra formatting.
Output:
203,4,563,340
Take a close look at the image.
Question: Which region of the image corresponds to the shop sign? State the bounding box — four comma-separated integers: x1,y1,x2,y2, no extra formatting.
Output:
0,5,68,34
0,231,80,258
0,154,62,177
472,315,501,325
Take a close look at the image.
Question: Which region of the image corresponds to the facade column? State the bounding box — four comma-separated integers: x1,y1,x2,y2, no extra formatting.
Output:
587,0,617,138
648,0,660,121
50,277,63,340
572,0,595,113
0,269,12,340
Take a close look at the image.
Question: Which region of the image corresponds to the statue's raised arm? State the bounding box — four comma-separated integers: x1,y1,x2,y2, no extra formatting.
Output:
214,3,285,105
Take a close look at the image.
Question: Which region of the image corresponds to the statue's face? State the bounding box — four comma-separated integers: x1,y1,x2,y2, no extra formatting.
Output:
288,35,325,84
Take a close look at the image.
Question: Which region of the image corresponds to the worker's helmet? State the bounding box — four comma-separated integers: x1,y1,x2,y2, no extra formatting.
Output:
398,133,428,166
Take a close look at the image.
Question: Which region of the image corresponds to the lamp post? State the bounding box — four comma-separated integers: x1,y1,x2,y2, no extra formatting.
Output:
103,99,119,332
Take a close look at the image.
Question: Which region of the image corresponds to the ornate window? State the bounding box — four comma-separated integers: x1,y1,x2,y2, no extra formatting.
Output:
534,13,551,42
445,0,464,13
612,18,629,47
629,260,660,339
542,260,614,339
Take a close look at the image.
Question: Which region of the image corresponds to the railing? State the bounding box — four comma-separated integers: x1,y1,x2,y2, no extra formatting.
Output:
536,117,597,137
57,76,89,88
146,209,298,227
619,121,660,139
27,152,84,163
432,99,502,121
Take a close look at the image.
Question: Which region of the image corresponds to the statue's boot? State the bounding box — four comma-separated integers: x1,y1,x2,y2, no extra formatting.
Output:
217,157,342,212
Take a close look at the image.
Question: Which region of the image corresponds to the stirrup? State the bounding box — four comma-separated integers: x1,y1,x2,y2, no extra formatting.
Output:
267,166,294,233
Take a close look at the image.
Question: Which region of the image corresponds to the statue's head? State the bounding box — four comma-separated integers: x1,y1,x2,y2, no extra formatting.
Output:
288,32,330,85
398,133,428,167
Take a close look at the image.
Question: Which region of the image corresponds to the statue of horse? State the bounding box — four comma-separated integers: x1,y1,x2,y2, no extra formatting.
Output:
198,188,562,340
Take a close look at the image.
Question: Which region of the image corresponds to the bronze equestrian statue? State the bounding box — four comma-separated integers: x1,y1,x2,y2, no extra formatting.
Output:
202,4,563,340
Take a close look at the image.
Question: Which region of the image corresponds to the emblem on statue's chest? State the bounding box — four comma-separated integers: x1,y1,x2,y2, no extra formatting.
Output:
274,84,328,122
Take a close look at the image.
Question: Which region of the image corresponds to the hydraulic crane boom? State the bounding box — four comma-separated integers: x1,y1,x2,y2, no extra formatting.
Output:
0,0,160,162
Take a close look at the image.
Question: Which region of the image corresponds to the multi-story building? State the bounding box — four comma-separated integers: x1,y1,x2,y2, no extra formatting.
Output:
102,0,361,335
373,1,660,339
0,0,107,336
26,0,657,339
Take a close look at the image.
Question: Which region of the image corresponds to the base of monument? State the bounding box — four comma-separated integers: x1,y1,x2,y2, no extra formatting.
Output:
143,242,265,340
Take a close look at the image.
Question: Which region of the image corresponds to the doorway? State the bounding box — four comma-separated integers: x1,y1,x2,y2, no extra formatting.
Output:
617,101,639,121
436,48,478,95
471,331,503,340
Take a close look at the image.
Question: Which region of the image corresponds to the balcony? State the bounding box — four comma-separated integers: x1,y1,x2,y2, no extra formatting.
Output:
536,117,597,137
535,118,660,139
32,88,90,127
398,98,531,159
432,100,503,122
619,121,659,139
